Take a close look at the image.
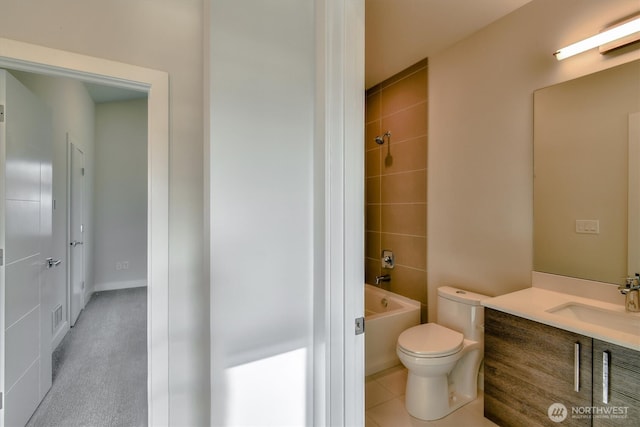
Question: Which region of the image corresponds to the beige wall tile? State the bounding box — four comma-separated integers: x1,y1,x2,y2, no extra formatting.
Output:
382,136,427,174
381,234,427,271
381,204,426,236
388,266,427,305
381,68,428,117
381,170,427,204
366,91,381,122
365,148,381,178
365,258,381,286
365,59,428,310
366,120,382,151
381,102,427,144
366,204,381,232
366,177,380,204
366,231,381,259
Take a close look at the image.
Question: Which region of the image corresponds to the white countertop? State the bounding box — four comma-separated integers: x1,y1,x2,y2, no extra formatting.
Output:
482,287,640,351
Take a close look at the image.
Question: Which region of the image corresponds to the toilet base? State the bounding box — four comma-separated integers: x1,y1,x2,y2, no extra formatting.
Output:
404,372,477,421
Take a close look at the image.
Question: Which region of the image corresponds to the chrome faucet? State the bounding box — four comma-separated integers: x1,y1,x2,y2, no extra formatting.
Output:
619,274,640,312
375,274,391,286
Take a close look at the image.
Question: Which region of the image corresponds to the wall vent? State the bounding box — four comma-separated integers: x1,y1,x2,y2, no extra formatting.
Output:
52,304,63,331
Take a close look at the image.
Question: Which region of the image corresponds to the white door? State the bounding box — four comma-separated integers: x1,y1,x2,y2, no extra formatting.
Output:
0,70,54,427
68,139,84,326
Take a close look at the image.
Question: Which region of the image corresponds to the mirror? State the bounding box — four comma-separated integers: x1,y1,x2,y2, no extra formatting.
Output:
533,60,640,285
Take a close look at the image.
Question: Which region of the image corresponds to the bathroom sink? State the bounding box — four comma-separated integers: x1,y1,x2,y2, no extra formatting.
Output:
546,303,640,336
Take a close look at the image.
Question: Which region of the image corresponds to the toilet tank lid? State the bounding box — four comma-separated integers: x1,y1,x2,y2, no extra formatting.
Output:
438,286,490,306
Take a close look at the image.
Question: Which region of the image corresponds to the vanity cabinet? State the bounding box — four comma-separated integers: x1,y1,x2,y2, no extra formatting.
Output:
484,308,593,427
591,339,640,426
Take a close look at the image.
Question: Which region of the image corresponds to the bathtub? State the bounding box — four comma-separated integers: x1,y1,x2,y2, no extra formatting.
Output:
365,284,421,376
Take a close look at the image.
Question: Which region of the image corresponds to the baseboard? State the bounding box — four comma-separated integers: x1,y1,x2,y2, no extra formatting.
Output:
52,320,69,350
94,279,147,292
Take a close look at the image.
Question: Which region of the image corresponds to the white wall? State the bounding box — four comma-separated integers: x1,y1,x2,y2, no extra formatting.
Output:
428,0,640,318
10,71,95,347
93,99,147,291
0,1,208,423
208,1,316,425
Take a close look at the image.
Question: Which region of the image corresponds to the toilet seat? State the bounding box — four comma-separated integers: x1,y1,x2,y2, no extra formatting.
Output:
397,323,463,357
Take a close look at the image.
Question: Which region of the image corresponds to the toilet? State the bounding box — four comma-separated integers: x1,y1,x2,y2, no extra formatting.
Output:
396,286,489,421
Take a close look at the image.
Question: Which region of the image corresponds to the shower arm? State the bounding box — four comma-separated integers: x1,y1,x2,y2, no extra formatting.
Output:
374,131,392,145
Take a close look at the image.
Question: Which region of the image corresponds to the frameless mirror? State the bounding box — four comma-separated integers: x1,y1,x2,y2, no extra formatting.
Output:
533,60,640,285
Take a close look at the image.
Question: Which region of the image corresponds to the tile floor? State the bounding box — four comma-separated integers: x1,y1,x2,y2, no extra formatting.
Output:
366,366,499,427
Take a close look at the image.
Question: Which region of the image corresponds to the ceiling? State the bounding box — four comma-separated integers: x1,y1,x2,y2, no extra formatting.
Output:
365,0,533,88
84,82,147,104
85,1,534,98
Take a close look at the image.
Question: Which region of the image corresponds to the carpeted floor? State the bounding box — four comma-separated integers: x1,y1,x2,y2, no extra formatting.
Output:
26,287,148,427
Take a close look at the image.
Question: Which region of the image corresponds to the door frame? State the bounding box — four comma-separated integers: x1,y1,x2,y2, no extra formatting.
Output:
317,0,365,424
66,136,85,326
0,37,169,425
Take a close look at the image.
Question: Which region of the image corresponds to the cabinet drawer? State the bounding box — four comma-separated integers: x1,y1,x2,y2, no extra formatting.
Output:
484,308,592,427
592,339,640,427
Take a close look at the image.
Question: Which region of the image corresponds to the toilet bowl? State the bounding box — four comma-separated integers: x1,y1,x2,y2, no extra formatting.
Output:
396,286,488,421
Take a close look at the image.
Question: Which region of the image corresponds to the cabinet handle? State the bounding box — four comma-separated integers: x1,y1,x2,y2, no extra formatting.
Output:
603,351,610,404
574,342,580,392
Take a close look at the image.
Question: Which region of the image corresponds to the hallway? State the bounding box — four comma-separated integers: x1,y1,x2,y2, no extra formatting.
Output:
26,288,147,427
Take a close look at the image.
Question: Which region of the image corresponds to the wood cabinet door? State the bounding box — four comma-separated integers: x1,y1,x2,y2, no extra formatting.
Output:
484,308,592,427
592,339,640,426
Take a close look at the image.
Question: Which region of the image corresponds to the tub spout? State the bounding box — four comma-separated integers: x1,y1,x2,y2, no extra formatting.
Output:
375,274,391,286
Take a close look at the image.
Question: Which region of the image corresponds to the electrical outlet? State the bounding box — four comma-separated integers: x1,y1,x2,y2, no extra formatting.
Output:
576,219,599,234
116,261,129,270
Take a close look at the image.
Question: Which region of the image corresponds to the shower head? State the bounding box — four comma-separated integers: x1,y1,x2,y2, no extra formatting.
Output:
375,131,391,145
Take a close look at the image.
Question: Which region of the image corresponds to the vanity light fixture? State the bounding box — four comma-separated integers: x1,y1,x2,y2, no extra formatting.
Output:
554,14,640,60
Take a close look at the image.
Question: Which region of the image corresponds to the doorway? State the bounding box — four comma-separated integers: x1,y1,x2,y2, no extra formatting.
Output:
68,137,85,327
0,38,169,425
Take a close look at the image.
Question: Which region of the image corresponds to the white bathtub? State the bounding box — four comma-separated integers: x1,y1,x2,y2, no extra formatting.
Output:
365,284,421,376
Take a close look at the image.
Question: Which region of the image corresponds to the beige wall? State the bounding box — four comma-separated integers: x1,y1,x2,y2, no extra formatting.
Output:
0,0,208,423
365,59,429,319
428,0,640,319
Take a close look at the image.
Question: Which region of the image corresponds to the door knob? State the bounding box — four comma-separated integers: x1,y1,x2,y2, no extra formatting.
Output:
46,257,62,268
70,241,84,247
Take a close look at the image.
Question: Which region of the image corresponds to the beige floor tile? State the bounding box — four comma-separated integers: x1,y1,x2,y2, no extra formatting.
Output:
365,413,382,427
366,380,397,409
365,367,498,427
376,367,408,397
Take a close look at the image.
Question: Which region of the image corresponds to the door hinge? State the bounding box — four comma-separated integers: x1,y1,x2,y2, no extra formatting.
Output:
0,104,4,122
0,248,3,266
0,391,3,409
81,281,85,290
355,317,365,335
81,167,85,176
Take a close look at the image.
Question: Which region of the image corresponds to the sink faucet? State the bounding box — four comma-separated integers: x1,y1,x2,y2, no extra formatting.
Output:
375,274,391,286
619,274,640,312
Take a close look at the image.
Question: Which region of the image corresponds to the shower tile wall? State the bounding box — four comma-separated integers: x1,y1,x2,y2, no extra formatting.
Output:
365,58,428,321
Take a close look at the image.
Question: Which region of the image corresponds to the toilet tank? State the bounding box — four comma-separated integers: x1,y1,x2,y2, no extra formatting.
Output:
437,286,490,341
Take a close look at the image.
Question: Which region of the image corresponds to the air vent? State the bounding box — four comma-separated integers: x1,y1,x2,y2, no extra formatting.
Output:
52,305,63,331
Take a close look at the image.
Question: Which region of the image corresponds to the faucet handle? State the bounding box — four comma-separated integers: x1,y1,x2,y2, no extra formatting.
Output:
621,274,640,293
